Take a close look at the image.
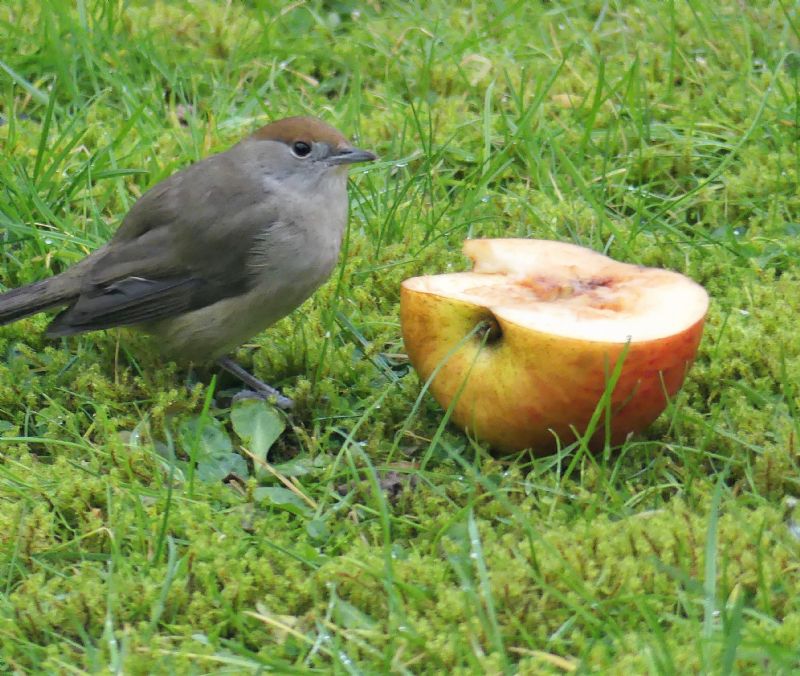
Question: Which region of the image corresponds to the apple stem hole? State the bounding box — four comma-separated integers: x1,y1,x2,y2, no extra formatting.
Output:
478,315,503,345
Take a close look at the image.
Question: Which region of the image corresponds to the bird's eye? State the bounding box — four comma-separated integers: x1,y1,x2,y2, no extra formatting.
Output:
291,141,312,158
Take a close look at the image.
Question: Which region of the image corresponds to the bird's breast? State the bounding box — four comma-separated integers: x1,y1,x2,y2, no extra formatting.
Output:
148,188,349,362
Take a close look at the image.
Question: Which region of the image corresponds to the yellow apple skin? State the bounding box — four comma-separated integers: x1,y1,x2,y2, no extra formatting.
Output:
400,284,705,454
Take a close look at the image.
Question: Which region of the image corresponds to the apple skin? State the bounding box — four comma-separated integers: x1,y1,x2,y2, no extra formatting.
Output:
400,284,706,455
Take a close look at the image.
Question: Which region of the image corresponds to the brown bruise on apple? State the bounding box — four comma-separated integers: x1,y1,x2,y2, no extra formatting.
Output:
400,238,709,455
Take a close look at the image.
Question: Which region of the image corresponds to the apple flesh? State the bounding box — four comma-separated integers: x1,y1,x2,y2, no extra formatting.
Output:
400,239,709,454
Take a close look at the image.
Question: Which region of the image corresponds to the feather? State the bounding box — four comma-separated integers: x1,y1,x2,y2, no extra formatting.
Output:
46,276,203,336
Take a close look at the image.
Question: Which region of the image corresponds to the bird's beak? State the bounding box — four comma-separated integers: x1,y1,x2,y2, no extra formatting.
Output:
328,147,378,165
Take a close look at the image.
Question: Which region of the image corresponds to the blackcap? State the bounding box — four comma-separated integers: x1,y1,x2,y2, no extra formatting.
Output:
0,116,377,407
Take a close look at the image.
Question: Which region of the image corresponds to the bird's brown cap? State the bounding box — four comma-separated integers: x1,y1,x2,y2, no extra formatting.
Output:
250,115,349,149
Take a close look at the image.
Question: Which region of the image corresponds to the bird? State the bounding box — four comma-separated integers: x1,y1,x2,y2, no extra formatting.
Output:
0,115,377,408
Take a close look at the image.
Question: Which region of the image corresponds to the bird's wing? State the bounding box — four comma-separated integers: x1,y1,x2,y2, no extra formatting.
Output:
46,146,277,337
46,276,204,336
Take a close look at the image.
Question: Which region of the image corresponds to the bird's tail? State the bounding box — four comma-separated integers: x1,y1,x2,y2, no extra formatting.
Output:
0,276,78,326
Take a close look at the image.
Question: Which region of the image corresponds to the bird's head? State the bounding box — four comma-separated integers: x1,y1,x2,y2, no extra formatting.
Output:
248,115,376,190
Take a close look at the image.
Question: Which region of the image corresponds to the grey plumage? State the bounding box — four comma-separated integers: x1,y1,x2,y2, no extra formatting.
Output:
0,116,375,363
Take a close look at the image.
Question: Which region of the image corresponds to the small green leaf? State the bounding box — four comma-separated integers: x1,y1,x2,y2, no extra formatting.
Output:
178,416,232,459
197,452,248,483
178,416,247,482
254,487,311,516
272,455,327,478
306,518,330,543
231,399,285,463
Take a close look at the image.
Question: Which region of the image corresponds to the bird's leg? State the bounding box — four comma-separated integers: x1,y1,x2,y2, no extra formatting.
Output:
216,356,294,410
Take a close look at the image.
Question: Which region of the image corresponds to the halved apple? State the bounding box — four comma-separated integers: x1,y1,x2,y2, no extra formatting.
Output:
400,239,709,454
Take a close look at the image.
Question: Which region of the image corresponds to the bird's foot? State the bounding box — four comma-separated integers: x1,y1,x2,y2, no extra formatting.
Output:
216,356,294,410
231,387,294,410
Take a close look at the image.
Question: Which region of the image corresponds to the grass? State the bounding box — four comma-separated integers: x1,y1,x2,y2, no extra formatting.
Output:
1,0,799,672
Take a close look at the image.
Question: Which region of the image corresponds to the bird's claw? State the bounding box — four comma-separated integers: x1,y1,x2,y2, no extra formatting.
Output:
232,387,294,410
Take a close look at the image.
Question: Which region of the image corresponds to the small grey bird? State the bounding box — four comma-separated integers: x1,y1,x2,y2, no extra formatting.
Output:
0,116,376,407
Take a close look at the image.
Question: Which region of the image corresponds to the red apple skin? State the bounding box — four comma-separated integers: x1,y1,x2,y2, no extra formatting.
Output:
400,284,705,455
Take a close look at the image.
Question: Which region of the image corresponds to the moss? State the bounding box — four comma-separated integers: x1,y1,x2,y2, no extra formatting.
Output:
2,0,800,671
